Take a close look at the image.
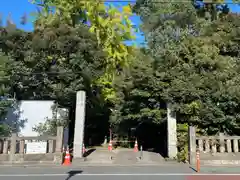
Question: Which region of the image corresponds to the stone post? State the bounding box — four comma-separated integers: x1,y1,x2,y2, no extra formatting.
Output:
167,103,177,158
56,126,64,152
3,140,8,154
188,126,196,164
10,133,17,162
219,132,225,153
63,127,69,149
73,91,86,158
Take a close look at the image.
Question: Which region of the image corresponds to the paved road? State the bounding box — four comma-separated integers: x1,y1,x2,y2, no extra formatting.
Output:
0,165,239,180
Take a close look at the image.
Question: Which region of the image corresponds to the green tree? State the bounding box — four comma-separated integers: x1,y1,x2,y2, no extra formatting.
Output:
0,52,12,136
31,0,136,101
193,0,240,21
132,0,240,161
109,49,165,130
133,0,240,134
0,23,104,102
0,22,110,144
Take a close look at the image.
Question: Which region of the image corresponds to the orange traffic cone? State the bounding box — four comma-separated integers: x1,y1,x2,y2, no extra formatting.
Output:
82,143,86,154
62,149,71,166
134,139,138,152
108,140,113,151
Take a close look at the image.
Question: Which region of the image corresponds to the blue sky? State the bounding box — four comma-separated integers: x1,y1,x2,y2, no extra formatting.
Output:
0,0,239,45
0,0,144,44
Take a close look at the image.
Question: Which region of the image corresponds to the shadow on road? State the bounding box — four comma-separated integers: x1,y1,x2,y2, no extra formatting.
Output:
83,148,96,157
65,170,83,180
189,166,197,172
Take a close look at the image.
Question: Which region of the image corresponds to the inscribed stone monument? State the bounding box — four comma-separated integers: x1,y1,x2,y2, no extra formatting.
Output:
73,91,86,158
167,103,177,158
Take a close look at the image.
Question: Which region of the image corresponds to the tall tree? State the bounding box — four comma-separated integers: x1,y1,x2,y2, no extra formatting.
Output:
0,52,12,135
133,0,240,134
0,22,111,143
193,0,240,21
31,0,136,102
109,49,165,129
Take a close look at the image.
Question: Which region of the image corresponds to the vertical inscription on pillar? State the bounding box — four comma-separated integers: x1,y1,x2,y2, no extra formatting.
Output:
73,91,86,158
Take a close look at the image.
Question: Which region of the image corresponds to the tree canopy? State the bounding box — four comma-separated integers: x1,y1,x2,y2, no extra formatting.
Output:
0,52,12,135
31,0,136,102
133,0,240,134
0,19,110,141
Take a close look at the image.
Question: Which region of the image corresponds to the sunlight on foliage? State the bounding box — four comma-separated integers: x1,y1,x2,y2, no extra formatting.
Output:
31,0,136,102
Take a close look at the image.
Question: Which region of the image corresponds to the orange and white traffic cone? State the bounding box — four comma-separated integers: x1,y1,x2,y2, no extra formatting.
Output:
196,150,200,173
62,148,71,166
134,139,138,152
82,143,86,154
108,140,113,151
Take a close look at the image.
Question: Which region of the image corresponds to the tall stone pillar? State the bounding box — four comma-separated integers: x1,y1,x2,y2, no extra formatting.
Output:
188,126,196,164
73,91,86,158
167,103,177,158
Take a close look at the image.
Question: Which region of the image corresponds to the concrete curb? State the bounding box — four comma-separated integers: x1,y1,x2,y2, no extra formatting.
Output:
0,163,186,167
199,164,240,167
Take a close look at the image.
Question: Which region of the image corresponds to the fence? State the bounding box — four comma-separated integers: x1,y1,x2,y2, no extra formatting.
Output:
188,126,240,165
0,126,63,164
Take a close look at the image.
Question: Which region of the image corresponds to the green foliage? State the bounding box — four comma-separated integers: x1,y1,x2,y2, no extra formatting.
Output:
177,123,189,162
108,50,166,133
0,23,105,104
31,0,136,102
0,21,110,142
0,52,12,135
194,0,240,21
177,123,203,162
134,0,240,136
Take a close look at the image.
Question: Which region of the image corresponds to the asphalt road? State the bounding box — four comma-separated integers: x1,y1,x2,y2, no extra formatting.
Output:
0,165,239,180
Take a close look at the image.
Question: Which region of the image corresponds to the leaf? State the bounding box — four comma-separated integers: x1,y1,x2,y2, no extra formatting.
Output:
47,56,53,60
122,5,132,15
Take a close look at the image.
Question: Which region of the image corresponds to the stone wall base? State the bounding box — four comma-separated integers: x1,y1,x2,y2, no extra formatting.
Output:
201,160,240,166
0,153,62,164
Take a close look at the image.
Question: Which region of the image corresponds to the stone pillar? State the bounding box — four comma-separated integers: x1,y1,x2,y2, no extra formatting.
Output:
10,133,17,162
219,132,225,153
56,126,64,152
167,103,177,158
63,127,69,149
73,91,86,158
188,126,196,164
